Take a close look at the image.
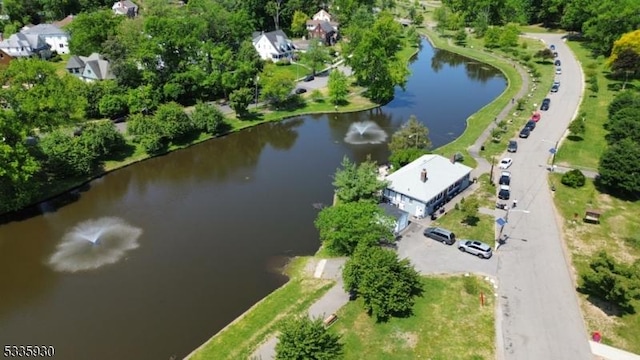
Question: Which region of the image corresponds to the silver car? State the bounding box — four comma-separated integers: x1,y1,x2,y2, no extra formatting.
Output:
458,240,493,259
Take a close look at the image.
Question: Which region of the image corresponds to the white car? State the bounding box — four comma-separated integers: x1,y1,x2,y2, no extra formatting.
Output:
555,67,562,75
499,158,513,169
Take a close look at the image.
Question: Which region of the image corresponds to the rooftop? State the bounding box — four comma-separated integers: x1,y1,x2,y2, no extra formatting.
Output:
385,154,473,203
379,203,409,219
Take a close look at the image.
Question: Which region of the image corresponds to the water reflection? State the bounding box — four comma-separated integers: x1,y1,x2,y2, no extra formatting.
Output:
432,48,501,83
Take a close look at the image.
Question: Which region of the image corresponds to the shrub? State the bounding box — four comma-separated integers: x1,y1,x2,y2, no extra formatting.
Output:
39,130,98,178
310,89,324,102
276,59,291,66
561,169,586,188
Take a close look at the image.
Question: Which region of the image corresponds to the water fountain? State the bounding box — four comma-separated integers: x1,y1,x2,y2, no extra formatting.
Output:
343,121,389,145
48,217,143,272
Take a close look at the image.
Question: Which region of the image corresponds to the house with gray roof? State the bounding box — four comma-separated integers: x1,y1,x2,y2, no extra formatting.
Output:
21,23,70,54
382,154,472,218
66,53,115,82
0,32,49,58
252,30,296,62
112,1,139,17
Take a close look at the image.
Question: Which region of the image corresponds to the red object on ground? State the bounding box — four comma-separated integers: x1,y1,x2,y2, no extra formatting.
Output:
592,331,602,342
531,112,541,122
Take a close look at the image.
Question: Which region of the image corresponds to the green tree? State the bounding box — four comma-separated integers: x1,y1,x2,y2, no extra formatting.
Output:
275,317,343,360
568,118,586,138
328,70,349,105
459,197,480,225
314,201,395,256
582,0,640,55
190,102,227,135
0,59,86,131
333,156,388,203
0,112,42,213
343,244,423,322
598,138,640,197
290,10,309,37
39,130,98,178
535,48,555,62
78,121,125,159
561,169,586,188
499,23,520,48
605,107,640,144
154,102,194,141
127,114,168,154
580,251,640,314
608,30,640,73
302,39,330,75
99,94,128,119
388,115,432,153
229,87,254,118
388,148,428,170
259,63,296,107
68,10,124,56
608,90,640,119
454,28,467,46
127,85,159,115
484,26,501,48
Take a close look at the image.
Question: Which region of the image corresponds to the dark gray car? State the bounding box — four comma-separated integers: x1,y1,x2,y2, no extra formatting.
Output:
507,140,518,153
423,227,456,245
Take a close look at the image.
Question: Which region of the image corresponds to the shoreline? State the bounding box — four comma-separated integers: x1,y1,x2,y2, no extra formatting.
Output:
186,30,524,358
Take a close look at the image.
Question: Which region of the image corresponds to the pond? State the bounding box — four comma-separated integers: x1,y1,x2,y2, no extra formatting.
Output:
0,39,505,359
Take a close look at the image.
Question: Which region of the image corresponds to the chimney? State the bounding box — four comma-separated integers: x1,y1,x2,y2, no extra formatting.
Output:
420,168,427,183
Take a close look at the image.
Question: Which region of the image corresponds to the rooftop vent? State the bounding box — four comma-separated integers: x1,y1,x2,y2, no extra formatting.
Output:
420,168,427,183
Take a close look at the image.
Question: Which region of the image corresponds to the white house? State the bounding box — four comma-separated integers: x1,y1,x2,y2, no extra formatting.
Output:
112,0,139,17
382,154,473,218
0,33,48,57
312,9,334,22
20,24,70,54
252,30,296,62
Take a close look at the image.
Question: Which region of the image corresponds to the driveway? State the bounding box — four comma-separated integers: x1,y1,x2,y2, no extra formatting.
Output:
295,63,353,92
493,33,592,360
397,222,498,277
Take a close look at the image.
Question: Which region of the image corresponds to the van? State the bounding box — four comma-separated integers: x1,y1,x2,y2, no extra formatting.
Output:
423,227,456,245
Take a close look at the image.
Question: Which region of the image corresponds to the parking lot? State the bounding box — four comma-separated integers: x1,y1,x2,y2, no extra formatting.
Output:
396,222,499,278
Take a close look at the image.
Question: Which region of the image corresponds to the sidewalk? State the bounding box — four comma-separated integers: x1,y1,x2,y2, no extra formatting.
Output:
591,341,640,360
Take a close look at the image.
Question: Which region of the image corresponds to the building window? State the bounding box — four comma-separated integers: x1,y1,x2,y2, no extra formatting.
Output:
59,44,64,48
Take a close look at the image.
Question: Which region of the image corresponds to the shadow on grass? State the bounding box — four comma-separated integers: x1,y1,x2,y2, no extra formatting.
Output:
566,135,584,142
238,111,265,121
593,178,640,202
581,293,629,317
172,129,202,146
104,142,136,162
462,215,480,226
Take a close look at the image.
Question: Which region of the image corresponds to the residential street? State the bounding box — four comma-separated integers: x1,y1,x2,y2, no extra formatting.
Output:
493,33,592,360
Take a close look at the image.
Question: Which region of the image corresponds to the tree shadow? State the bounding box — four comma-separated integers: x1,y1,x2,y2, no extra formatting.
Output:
103,142,136,162
238,111,265,121
606,82,638,92
462,215,480,226
594,177,640,202
566,135,584,142
581,292,628,317
172,129,202,146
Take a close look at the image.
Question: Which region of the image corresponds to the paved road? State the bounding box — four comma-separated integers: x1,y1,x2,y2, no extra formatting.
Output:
493,33,592,360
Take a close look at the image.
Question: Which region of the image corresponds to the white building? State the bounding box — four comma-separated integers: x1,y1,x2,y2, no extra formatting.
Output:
252,30,296,62
312,9,334,22
20,24,70,54
382,154,473,218
112,0,138,17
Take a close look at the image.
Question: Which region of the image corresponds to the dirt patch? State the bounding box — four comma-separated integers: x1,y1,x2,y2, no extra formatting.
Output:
395,331,419,349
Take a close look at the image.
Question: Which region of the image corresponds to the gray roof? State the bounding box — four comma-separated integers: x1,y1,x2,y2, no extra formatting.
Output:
0,33,47,56
66,55,85,69
113,0,138,15
385,154,472,203
253,30,295,54
379,203,409,220
21,24,68,37
65,53,115,80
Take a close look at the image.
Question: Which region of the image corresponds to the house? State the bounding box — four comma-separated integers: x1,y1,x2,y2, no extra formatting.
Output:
112,0,139,17
252,30,296,62
306,9,339,45
0,49,13,66
382,154,473,218
379,203,410,235
0,32,50,58
65,53,115,82
20,24,70,54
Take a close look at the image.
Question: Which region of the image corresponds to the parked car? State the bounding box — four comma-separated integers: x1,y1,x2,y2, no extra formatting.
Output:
525,120,536,131
553,51,558,58
423,227,456,245
294,88,307,94
550,44,556,50
499,171,511,185
519,127,531,138
550,84,559,93
540,98,551,111
555,67,562,75
304,75,315,82
458,240,493,259
507,140,518,153
498,184,511,200
554,59,561,66
499,157,513,169
531,112,541,122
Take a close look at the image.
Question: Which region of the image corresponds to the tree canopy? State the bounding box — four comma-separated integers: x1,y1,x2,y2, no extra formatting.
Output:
314,201,395,256
343,244,424,322
275,317,343,360
388,115,432,153
332,156,388,203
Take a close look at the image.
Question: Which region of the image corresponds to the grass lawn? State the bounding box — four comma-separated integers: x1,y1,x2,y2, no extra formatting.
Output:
431,203,496,248
271,62,311,80
188,257,334,360
551,175,640,352
332,275,495,360
555,40,640,170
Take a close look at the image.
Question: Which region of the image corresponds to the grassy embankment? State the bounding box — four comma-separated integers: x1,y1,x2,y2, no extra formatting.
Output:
547,38,640,352
333,275,495,359
187,257,334,360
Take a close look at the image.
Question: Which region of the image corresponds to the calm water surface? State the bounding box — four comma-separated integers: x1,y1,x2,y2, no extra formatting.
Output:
0,40,504,359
